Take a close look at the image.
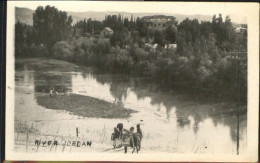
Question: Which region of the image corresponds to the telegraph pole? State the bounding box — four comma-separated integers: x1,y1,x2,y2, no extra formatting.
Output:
228,51,247,155
236,51,240,155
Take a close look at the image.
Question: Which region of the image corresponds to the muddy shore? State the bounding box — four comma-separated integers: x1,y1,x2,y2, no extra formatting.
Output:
36,93,137,118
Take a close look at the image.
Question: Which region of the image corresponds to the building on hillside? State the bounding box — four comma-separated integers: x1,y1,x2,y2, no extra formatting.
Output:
164,43,177,49
234,26,247,33
143,15,177,31
101,27,113,37
233,23,247,33
143,43,158,52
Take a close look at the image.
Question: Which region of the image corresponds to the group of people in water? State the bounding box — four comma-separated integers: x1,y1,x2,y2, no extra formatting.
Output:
112,123,143,153
50,87,142,153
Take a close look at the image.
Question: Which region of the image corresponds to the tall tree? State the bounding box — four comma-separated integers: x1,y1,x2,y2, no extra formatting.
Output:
15,21,34,57
166,25,177,43
83,19,87,34
33,5,72,49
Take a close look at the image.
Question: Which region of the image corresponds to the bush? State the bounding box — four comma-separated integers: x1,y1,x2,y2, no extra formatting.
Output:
52,41,73,59
105,47,133,72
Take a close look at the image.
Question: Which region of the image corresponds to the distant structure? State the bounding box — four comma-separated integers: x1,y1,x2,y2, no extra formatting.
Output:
144,43,158,50
101,27,113,37
164,43,177,49
142,15,177,31
233,24,247,33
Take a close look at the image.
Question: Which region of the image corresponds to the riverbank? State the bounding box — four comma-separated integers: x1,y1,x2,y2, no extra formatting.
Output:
15,57,96,73
36,93,137,118
16,57,247,104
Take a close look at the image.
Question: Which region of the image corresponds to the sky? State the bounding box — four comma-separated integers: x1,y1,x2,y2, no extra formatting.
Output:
9,1,255,23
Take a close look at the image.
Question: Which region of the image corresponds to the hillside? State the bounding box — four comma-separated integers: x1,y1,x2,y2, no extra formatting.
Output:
67,11,213,24
15,7,246,26
16,7,213,25
15,7,34,25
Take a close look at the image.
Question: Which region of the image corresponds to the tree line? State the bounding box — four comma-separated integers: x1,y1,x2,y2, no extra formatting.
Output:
15,5,247,101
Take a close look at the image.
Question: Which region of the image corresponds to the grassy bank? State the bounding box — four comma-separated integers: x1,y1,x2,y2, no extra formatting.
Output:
36,93,137,118
15,57,95,73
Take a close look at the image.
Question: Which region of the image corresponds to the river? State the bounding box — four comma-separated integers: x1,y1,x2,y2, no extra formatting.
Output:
14,58,247,154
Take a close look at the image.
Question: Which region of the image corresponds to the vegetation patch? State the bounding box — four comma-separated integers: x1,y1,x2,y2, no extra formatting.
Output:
36,93,137,118
16,5,248,102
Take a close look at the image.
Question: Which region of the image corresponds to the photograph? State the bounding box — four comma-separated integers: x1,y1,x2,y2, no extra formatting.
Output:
5,1,259,162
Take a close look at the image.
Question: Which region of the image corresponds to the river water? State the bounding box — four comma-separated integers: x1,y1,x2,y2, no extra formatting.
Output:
14,58,247,154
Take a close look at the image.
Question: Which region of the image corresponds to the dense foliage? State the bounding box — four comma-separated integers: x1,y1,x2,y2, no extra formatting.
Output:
15,6,247,101
33,6,73,49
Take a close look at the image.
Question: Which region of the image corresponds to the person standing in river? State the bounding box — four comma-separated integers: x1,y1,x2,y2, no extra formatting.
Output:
136,124,143,151
117,123,123,139
123,127,135,153
50,88,53,98
136,124,143,140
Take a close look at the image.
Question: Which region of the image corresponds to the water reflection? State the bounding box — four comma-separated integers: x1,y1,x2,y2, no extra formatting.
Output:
72,70,247,149
15,59,247,154
34,73,72,93
92,73,247,136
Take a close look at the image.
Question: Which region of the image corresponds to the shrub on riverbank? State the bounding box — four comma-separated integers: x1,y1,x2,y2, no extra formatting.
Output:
52,41,74,59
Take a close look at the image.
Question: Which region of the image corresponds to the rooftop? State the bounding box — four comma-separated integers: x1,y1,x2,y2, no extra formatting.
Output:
104,27,113,32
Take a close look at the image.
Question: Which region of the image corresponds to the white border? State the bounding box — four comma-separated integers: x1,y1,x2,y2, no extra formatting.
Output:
5,1,259,162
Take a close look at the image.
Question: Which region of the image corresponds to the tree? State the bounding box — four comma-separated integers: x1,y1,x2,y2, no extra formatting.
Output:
225,16,232,41
86,18,92,33
154,30,166,48
15,21,34,57
136,17,148,38
129,15,136,30
33,5,72,49
123,17,130,29
166,25,177,43
83,19,87,34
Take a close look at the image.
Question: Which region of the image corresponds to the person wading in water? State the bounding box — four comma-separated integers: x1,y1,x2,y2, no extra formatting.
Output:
123,127,135,153
117,123,123,139
50,88,53,98
136,124,143,150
